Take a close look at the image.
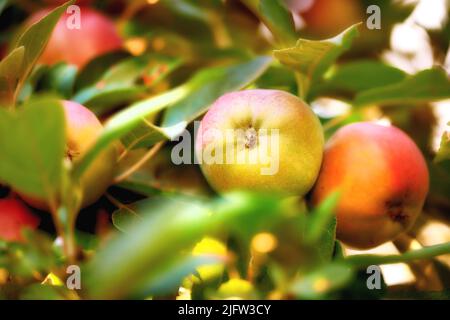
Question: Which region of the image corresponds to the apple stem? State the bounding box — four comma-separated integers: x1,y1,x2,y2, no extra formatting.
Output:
52,205,78,265
344,242,450,268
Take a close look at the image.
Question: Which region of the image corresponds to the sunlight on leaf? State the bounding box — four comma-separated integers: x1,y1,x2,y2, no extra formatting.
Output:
0,97,65,199
354,68,450,108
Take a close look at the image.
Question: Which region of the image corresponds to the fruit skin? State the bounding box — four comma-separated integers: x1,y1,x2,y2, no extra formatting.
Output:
0,197,39,242
311,122,429,249
21,101,117,211
195,89,324,196
192,237,227,282
43,0,93,5
28,7,122,68
214,279,257,299
301,0,363,38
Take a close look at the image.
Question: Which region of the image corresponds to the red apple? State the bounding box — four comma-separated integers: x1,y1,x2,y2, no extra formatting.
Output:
20,101,117,211
311,122,429,249
0,197,39,242
43,0,93,5
301,0,363,37
27,7,122,68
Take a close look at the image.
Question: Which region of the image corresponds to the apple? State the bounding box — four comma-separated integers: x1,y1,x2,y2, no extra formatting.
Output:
213,279,257,299
311,122,429,249
27,7,122,68
300,0,363,38
192,237,227,282
0,197,39,242
195,89,324,197
20,101,117,211
43,0,93,5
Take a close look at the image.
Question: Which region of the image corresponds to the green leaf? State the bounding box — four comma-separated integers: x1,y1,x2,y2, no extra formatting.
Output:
0,47,24,107
354,68,450,108
290,263,354,299
310,60,406,99
258,0,297,46
12,0,74,98
333,241,345,260
274,24,360,98
434,130,450,163
111,206,143,233
121,118,187,149
115,147,210,196
74,55,182,115
16,64,49,103
85,192,284,299
75,86,146,115
0,97,66,199
428,129,450,206
304,197,339,263
0,230,59,279
428,160,450,208
120,56,271,150
39,63,77,98
0,0,8,17
305,191,339,245
73,57,272,179
344,242,450,268
162,56,272,127
73,86,188,180
74,51,129,91
163,0,211,22
241,0,297,46
134,254,222,297
20,284,75,300
84,196,213,299
75,231,99,251
316,216,337,264
116,181,162,197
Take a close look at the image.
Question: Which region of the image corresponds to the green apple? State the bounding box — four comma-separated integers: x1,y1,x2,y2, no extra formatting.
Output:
195,89,324,197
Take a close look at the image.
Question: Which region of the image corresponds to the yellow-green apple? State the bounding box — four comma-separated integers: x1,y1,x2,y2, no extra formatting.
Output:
0,197,39,242
213,279,257,299
311,122,429,249
20,101,117,211
195,89,324,196
192,237,227,282
27,7,122,68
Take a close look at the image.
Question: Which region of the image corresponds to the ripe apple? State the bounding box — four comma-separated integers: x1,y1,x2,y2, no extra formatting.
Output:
311,122,429,249
195,89,324,197
300,0,363,37
20,101,117,211
27,7,122,68
43,0,93,5
0,197,39,242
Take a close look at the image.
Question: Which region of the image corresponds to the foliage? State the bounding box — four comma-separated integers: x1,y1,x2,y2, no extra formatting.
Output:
0,0,449,300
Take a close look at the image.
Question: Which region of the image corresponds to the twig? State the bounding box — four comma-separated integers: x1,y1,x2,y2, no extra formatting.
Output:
113,141,164,184
344,242,450,268
393,234,443,291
